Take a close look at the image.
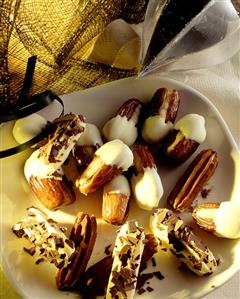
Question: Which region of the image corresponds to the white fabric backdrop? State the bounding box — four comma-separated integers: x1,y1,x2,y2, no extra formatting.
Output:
165,50,240,299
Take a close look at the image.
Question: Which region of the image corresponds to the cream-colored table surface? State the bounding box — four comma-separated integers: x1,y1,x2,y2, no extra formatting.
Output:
1,51,239,299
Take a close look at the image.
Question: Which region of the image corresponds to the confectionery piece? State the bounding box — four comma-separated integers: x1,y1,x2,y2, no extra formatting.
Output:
13,208,97,289
102,98,142,146
76,139,133,195
150,208,218,276
79,233,158,297
160,113,206,165
105,221,145,299
56,212,97,289
24,113,85,210
167,149,218,212
12,207,75,269
12,113,47,144
142,88,180,144
131,144,163,210
73,123,103,168
102,174,131,225
192,201,240,239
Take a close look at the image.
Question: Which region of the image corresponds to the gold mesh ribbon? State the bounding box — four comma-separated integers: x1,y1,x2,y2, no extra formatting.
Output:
0,0,148,109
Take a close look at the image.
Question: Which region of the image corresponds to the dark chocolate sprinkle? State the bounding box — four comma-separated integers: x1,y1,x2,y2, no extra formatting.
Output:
12,228,25,238
153,271,165,280
104,244,112,256
137,288,146,295
146,286,154,292
35,258,45,265
54,236,64,248
23,247,36,256
136,273,154,290
151,257,156,267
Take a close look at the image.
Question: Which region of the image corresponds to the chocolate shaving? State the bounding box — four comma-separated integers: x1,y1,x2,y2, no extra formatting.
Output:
137,288,146,295
12,228,25,238
104,244,112,255
35,258,45,265
54,237,64,248
136,273,154,290
151,257,156,267
23,247,36,256
153,271,165,280
146,286,154,292
201,188,211,198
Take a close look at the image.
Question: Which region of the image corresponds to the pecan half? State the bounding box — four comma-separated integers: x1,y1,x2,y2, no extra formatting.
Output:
142,88,180,144
56,212,97,289
117,98,142,120
102,98,142,146
167,149,219,212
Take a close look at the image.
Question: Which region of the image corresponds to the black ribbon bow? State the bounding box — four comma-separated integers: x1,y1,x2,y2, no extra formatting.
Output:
0,56,64,158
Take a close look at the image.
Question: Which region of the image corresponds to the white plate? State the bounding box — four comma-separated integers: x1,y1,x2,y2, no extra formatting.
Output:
1,77,240,299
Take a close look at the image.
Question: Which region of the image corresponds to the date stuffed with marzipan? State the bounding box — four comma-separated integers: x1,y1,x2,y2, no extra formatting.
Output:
159,114,206,165
102,98,142,146
24,113,85,210
167,149,219,212
76,139,133,195
78,234,158,297
142,88,180,144
150,208,218,276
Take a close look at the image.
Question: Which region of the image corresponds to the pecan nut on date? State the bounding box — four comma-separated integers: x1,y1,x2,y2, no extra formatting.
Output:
102,98,142,146
130,144,163,210
142,88,180,144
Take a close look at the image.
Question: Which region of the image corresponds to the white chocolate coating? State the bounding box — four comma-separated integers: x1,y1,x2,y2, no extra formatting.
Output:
174,113,206,143
24,149,64,180
95,139,133,171
103,174,131,197
131,167,163,210
12,207,75,268
142,116,173,144
102,115,138,146
24,126,81,180
150,209,217,276
196,202,240,239
76,123,103,146
13,113,47,143
106,221,145,299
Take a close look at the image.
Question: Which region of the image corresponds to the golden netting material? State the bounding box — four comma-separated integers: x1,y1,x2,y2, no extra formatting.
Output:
0,0,148,109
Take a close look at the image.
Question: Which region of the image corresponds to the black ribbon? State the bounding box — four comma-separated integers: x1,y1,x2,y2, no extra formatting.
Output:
0,56,65,159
